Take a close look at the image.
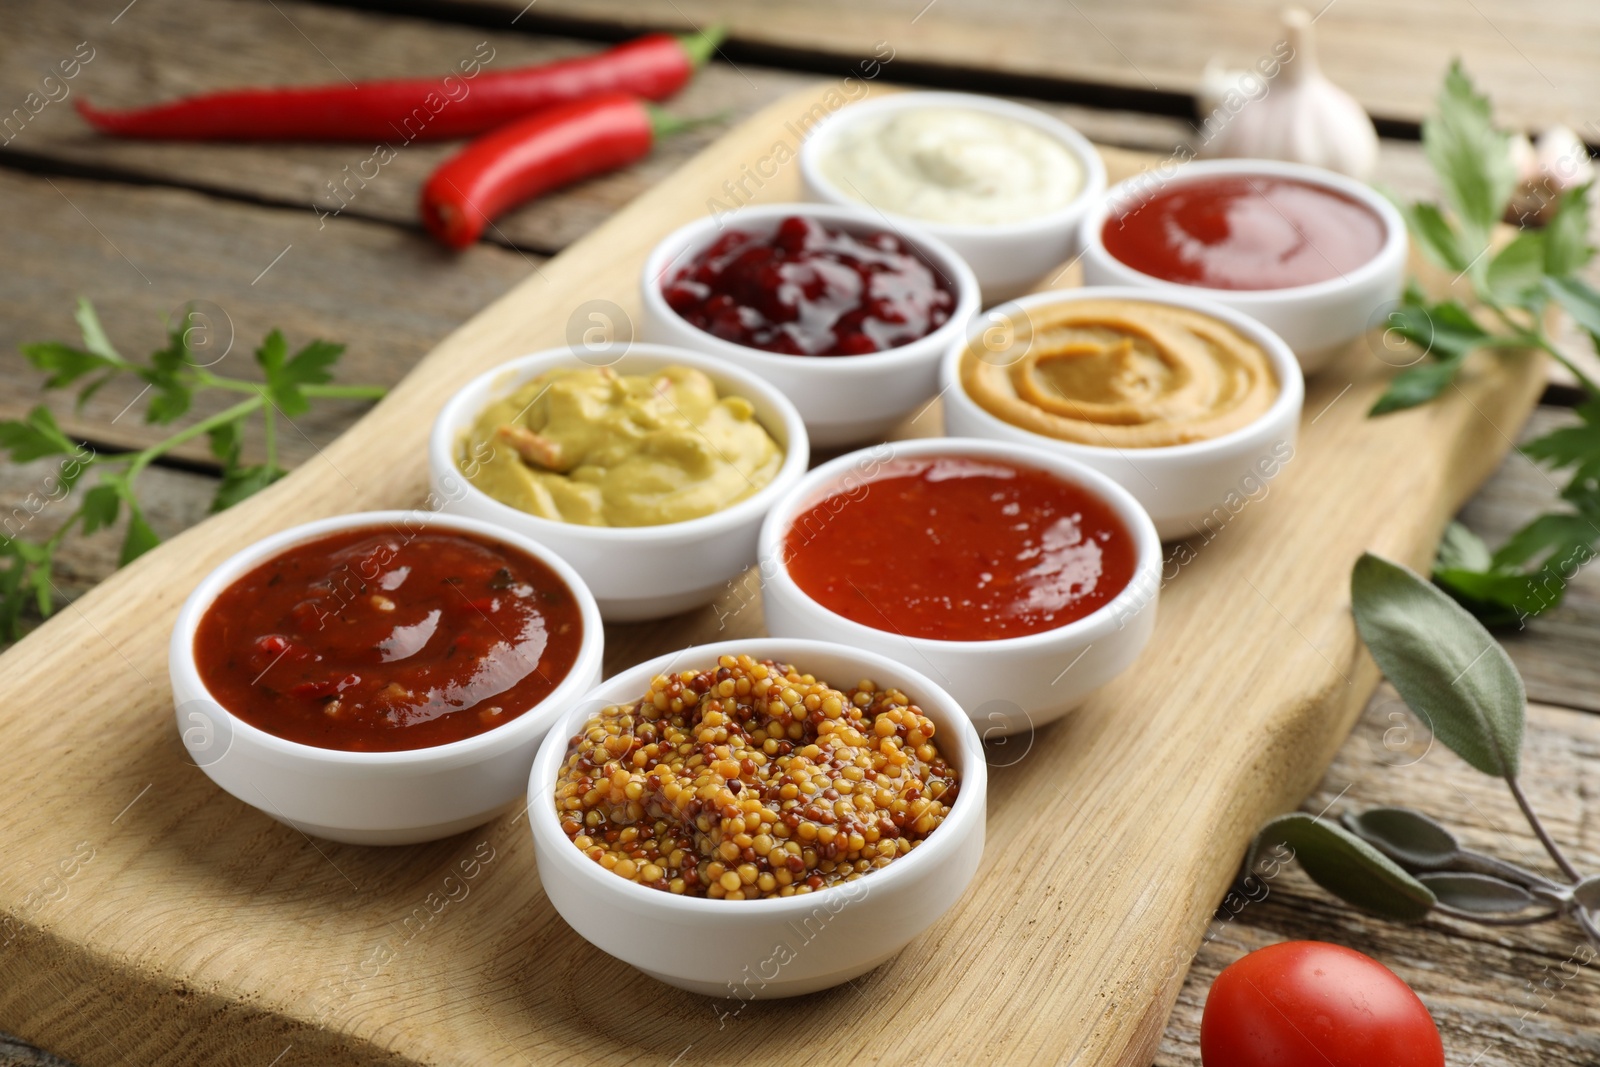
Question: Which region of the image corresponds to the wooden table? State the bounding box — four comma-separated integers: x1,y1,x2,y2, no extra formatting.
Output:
2,1,1597,1063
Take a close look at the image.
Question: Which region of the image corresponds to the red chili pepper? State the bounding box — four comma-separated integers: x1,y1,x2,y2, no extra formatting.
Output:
419,93,711,249
74,29,723,142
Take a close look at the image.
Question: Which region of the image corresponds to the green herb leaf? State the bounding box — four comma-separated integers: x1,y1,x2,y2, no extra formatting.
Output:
1396,201,1470,273
1422,61,1515,256
1433,567,1556,628
1352,553,1525,777
255,329,306,417
211,463,284,513
1418,871,1537,914
1543,183,1594,278
73,298,123,364
80,484,122,535
0,537,57,642
1544,275,1600,342
0,406,78,462
1384,295,1492,359
1490,511,1599,571
206,420,243,469
118,504,160,566
19,341,120,391
1436,521,1493,574
1248,812,1437,921
1370,356,1467,415
1485,230,1548,306
282,339,343,388
137,322,195,426
1341,808,1460,870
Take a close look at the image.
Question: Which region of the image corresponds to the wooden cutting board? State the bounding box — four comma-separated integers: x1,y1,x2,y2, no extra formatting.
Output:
0,83,1545,1066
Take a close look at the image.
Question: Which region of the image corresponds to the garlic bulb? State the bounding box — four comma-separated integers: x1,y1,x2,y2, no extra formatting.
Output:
1507,124,1594,223
1196,7,1379,182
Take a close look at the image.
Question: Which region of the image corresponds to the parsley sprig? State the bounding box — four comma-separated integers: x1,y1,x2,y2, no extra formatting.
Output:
0,299,385,641
1379,63,1600,626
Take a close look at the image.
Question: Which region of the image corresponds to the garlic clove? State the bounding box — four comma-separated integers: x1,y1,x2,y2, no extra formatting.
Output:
1534,125,1593,193
1507,131,1538,187
1195,6,1379,182
1507,125,1593,225
1199,59,1252,119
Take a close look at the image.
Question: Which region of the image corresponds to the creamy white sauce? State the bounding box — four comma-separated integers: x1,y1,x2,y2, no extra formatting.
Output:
821,106,1084,226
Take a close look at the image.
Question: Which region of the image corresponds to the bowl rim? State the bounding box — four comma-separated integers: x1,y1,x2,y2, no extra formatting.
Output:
427,343,811,545
797,89,1110,239
169,509,606,768
527,636,987,915
639,201,982,376
757,436,1163,653
1079,157,1408,304
941,285,1305,462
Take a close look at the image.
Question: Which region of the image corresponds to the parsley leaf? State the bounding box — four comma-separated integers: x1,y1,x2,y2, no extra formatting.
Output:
1422,61,1515,257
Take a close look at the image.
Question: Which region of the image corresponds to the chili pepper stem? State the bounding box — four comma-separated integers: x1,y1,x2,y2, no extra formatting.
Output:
678,24,729,68
646,105,730,140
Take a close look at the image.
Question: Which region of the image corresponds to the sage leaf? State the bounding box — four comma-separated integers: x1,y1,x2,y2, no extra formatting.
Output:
1420,871,1537,914
1351,553,1525,778
1435,521,1493,574
1341,807,1459,870
1573,875,1600,913
1249,812,1436,922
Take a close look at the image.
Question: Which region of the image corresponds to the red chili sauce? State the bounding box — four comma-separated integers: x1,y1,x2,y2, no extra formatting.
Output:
783,457,1136,641
194,527,584,752
1101,175,1386,290
662,215,955,356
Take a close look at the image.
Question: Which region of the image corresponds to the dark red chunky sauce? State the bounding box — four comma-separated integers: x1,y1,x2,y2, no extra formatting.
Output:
1102,175,1385,290
783,457,1136,641
194,526,584,752
662,215,956,356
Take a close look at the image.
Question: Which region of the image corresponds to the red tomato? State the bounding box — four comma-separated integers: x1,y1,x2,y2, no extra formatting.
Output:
1200,941,1444,1067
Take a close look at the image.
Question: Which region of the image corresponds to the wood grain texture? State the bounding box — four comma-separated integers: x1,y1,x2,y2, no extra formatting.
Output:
0,0,812,255
416,0,1600,133
0,167,532,468
0,86,1547,1066
1157,689,1600,1066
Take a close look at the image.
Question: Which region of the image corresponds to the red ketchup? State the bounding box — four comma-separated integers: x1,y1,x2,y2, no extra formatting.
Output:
194,527,584,752
783,457,1136,641
1102,175,1385,290
662,215,955,355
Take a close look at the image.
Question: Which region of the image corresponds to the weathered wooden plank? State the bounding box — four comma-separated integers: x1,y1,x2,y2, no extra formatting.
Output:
0,167,533,468
1456,405,1600,714
1,0,1448,247
0,0,814,253
1158,688,1600,1065
429,0,1600,134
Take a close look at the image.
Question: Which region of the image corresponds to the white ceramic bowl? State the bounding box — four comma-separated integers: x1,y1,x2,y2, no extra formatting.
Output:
528,637,986,997
639,202,981,448
428,344,809,622
757,439,1161,736
1078,158,1407,373
799,91,1108,302
169,510,605,846
941,287,1305,541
